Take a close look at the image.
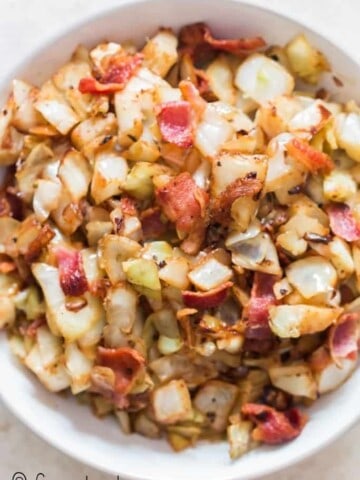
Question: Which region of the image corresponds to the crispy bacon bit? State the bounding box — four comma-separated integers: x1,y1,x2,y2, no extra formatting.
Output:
140,207,167,240
327,203,360,242
89,278,111,300
157,101,193,148
156,172,209,234
97,347,145,395
179,22,265,63
19,316,46,338
287,137,334,173
211,177,263,225
241,403,307,445
54,247,88,297
182,281,233,309
24,225,55,263
120,196,138,216
244,273,277,340
179,80,207,121
329,313,359,365
79,53,143,94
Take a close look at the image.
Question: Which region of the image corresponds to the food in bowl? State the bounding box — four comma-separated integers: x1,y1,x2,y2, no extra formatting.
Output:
0,21,359,459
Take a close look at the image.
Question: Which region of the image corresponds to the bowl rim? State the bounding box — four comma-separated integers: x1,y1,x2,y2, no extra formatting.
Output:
1,0,360,478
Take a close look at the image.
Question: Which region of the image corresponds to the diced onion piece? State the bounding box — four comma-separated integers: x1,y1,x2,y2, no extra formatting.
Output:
32,263,104,341
35,80,80,134
58,149,92,202
317,357,357,394
158,336,184,355
65,342,93,394
310,346,357,394
323,169,357,202
142,241,173,264
99,235,141,285
188,257,232,291
194,380,238,432
90,151,128,204
70,113,117,151
123,258,161,291
33,179,62,222
288,100,331,138
12,79,45,132
269,304,342,338
25,345,70,392
152,379,192,424
36,326,62,368
227,421,252,459
16,143,54,202
105,283,138,333
195,103,234,158
286,34,330,84
206,55,236,104
230,233,281,276
235,54,294,105
328,237,354,279
212,152,268,196
142,30,178,77
159,257,190,290
0,297,16,329
90,42,123,73
335,113,360,162
286,257,337,299
269,364,317,399
273,278,293,300
134,412,161,438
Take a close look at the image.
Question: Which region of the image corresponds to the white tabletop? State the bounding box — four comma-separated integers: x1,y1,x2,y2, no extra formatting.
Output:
1,0,360,478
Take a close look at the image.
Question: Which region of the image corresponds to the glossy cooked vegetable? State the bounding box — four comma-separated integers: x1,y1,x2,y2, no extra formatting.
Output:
1,22,359,459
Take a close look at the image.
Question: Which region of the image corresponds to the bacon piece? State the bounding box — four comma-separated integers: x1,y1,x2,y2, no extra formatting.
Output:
179,80,206,121
97,347,145,395
24,224,55,263
211,177,263,225
243,273,277,340
157,101,193,148
179,22,265,63
54,247,88,297
120,196,138,216
287,137,334,173
327,203,360,242
204,27,266,55
329,313,359,366
79,53,143,94
182,282,233,309
156,172,209,234
140,207,167,240
21,316,47,338
241,403,307,445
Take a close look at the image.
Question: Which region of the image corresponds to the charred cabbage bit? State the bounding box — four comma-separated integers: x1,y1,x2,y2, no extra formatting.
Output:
2,22,360,461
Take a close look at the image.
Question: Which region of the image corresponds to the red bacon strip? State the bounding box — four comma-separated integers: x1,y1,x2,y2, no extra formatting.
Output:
241,403,307,445
287,137,334,173
182,281,233,309
243,273,277,340
157,101,193,148
54,247,88,297
97,347,145,395
327,203,360,242
156,172,209,234
179,22,265,63
329,313,359,365
79,53,143,94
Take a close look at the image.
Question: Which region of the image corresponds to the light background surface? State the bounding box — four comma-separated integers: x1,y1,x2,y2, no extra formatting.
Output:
0,0,359,478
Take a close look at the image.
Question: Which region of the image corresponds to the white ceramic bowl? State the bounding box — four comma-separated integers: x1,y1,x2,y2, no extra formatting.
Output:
1,1,360,479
